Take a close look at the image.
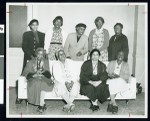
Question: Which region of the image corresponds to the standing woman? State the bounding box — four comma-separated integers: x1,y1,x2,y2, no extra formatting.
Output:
108,23,129,62
22,19,45,72
16,19,45,104
88,17,109,62
44,16,66,60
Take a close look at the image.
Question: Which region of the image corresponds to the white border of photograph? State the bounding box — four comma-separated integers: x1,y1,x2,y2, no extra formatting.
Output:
6,2,148,118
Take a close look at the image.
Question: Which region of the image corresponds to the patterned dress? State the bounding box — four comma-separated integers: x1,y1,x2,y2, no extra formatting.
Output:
92,29,108,62
48,28,63,60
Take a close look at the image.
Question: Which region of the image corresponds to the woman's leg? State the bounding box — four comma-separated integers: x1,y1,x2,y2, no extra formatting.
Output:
40,91,46,106
110,94,117,106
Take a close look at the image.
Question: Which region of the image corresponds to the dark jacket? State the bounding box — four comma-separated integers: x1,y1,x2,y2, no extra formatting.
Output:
79,60,109,103
80,60,108,85
22,31,45,72
108,33,129,62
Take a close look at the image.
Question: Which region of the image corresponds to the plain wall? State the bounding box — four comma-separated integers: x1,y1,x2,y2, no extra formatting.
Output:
135,5,146,90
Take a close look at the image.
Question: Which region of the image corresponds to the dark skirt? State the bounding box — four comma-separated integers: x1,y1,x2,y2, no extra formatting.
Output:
80,83,110,103
27,76,54,105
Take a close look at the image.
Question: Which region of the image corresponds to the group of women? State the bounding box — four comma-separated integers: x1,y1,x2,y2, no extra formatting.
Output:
15,16,130,114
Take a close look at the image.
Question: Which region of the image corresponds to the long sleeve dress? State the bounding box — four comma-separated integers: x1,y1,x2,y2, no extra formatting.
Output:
106,60,130,95
52,59,80,97
108,33,129,62
22,58,53,105
88,28,109,62
44,28,67,60
22,31,45,72
80,60,110,103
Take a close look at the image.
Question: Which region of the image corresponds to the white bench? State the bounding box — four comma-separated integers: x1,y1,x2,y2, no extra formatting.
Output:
18,60,136,104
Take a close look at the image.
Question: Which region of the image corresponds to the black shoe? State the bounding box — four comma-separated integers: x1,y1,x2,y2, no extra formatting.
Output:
107,103,113,112
89,104,100,111
37,104,47,113
15,98,23,104
43,104,47,110
112,105,118,114
37,106,44,113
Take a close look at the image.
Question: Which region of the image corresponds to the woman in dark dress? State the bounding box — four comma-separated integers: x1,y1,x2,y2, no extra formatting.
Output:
108,23,129,62
22,48,53,110
80,49,110,111
22,19,45,72
16,19,45,104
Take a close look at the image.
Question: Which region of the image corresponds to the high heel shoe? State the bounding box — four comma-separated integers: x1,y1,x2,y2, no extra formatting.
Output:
63,105,70,112
15,98,23,104
70,104,75,112
107,103,113,112
37,104,47,113
25,99,28,106
112,105,118,114
89,104,100,112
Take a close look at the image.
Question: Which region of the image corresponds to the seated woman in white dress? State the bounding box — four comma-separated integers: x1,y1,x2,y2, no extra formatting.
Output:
52,50,80,112
106,50,130,114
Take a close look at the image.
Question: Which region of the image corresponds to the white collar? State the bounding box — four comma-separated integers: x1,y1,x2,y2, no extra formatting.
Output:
95,27,104,33
116,60,123,67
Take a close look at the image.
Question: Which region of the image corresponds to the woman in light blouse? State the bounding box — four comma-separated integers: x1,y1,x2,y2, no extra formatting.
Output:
88,17,109,62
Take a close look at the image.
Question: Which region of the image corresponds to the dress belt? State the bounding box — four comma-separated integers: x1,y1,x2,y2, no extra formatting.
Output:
50,42,62,45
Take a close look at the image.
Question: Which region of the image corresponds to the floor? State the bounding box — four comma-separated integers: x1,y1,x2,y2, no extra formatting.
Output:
9,87,145,117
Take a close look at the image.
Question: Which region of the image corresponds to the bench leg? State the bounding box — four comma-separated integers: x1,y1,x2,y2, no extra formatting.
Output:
126,99,129,105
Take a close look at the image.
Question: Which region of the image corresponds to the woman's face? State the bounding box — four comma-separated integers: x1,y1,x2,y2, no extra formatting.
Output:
114,25,122,35
91,51,100,61
54,19,62,28
58,51,66,62
76,27,85,36
96,20,103,29
117,51,124,62
30,22,38,31
37,51,44,60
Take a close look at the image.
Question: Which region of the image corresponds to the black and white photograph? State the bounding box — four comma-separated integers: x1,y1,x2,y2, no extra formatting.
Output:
6,3,148,118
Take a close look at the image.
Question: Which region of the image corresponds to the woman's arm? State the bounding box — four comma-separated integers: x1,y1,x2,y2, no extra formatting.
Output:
88,30,94,52
80,36,88,55
120,63,130,81
80,62,91,85
99,64,108,82
122,36,129,62
64,34,70,58
22,32,34,59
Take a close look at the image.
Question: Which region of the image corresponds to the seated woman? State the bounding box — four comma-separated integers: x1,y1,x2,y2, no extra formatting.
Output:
52,50,80,112
106,50,130,114
22,48,53,112
80,49,110,111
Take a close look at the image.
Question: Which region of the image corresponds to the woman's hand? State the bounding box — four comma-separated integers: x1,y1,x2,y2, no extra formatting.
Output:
108,73,119,79
89,81,102,87
76,51,82,56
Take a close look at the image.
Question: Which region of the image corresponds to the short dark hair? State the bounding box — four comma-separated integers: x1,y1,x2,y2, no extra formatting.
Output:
90,49,101,59
114,23,123,29
75,23,87,29
53,16,63,26
95,17,105,25
28,19,39,30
